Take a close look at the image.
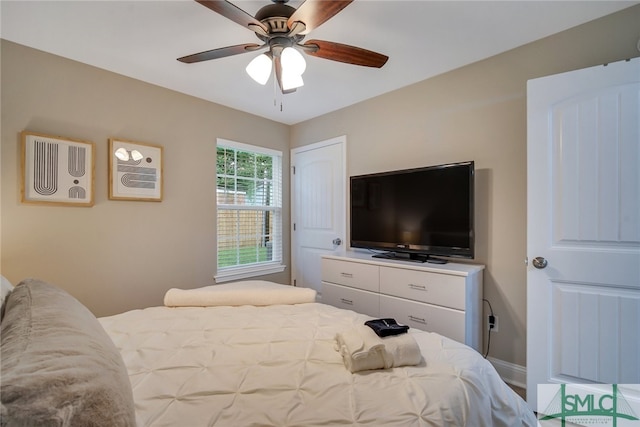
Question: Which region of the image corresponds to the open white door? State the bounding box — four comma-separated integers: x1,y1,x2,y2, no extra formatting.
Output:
291,136,346,299
526,58,640,410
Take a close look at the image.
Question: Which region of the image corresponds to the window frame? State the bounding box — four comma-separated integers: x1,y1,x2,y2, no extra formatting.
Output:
214,138,285,283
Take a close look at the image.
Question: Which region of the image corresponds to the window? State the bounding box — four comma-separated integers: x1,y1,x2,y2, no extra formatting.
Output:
215,139,284,282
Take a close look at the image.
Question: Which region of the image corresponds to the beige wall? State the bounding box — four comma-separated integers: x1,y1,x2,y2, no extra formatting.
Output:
290,5,640,367
1,5,639,370
1,40,290,317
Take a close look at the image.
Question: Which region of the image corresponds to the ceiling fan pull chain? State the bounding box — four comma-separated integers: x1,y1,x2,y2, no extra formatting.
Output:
271,66,284,113
273,67,277,107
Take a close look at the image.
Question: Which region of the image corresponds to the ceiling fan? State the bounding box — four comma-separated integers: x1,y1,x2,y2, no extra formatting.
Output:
178,0,389,94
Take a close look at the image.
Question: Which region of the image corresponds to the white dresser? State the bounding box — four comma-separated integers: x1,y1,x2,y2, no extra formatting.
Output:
321,251,484,352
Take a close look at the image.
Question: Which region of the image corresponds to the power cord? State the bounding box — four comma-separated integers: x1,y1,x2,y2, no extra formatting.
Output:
483,298,495,358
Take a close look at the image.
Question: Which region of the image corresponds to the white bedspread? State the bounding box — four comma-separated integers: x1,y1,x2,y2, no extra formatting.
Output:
100,303,536,427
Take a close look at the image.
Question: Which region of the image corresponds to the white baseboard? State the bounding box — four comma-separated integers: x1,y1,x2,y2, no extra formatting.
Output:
488,357,526,389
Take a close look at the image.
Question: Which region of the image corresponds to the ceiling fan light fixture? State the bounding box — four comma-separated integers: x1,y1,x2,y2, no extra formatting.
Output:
180,0,389,96
281,46,306,75
246,53,272,85
282,72,304,91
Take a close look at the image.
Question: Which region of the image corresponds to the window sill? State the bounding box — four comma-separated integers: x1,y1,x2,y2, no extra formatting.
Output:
215,263,286,283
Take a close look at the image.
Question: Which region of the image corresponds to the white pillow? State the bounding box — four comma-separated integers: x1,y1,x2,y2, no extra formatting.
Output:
1,275,14,307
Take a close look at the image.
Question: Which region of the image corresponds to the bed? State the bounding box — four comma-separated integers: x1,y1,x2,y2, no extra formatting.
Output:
1,278,537,426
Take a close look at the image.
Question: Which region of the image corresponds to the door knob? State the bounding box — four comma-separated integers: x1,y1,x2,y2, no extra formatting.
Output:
332,238,342,246
532,257,548,269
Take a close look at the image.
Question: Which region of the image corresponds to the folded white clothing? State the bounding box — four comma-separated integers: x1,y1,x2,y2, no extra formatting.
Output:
335,324,422,373
335,325,386,372
380,332,423,369
164,280,317,307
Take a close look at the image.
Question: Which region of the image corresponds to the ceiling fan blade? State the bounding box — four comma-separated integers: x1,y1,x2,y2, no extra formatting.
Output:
303,40,388,68
195,0,268,34
178,43,261,63
288,0,353,35
274,56,297,94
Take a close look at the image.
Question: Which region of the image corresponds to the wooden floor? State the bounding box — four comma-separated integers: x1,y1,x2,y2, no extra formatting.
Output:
509,384,526,400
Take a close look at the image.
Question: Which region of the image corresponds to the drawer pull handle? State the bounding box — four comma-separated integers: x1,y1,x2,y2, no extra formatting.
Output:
340,298,354,305
408,315,426,324
340,272,354,278
408,284,427,291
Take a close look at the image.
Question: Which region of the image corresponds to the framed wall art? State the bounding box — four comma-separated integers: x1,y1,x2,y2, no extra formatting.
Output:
21,131,95,207
109,138,163,201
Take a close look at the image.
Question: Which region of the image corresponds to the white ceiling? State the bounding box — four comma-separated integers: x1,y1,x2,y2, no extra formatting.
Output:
1,1,637,125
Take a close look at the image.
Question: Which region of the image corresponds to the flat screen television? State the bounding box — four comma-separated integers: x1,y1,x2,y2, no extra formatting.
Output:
350,161,474,263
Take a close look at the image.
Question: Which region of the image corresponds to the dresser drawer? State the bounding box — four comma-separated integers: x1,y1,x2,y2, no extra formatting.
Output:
379,294,465,343
379,267,466,310
322,282,380,317
321,258,379,292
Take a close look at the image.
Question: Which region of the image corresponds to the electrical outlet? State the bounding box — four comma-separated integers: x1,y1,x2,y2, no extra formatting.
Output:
488,314,499,332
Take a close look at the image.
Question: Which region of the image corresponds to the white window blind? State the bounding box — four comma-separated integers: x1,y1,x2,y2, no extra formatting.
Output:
215,139,284,282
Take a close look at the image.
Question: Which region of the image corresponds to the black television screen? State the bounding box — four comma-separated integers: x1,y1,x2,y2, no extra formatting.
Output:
350,161,474,263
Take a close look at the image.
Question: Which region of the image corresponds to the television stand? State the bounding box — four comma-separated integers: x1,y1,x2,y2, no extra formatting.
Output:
372,252,448,264
321,252,484,351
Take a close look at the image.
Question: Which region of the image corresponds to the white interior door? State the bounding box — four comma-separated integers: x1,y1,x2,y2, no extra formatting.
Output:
526,58,640,410
291,136,346,299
